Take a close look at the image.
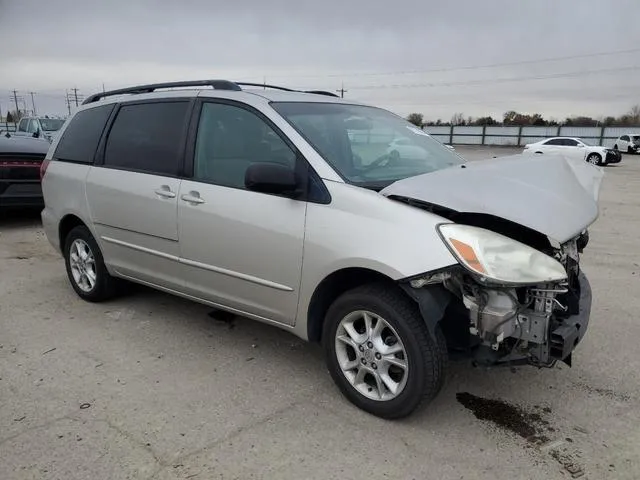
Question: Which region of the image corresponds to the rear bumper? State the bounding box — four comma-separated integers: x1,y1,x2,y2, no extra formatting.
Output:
41,207,61,253
549,271,591,361
0,181,43,207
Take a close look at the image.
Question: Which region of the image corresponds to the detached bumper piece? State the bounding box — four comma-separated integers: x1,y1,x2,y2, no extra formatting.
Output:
549,272,591,363
606,149,622,164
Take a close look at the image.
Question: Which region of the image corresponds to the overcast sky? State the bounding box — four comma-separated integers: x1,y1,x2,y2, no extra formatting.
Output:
1,0,639,121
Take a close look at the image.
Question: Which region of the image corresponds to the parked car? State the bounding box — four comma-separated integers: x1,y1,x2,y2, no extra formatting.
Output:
0,135,50,208
13,116,65,143
385,137,429,161
41,80,602,419
523,137,611,166
613,134,640,154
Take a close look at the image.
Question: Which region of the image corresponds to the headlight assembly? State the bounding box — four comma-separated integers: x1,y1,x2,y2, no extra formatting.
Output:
437,224,567,285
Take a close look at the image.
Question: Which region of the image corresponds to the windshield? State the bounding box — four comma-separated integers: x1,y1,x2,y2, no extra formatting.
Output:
632,135,640,144
271,102,463,189
39,119,64,131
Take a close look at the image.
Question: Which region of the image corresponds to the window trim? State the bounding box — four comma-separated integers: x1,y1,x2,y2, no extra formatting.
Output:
184,98,330,204
95,98,195,178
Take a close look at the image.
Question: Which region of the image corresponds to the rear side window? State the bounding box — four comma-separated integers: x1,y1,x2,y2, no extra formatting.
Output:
54,104,114,163
103,102,189,176
621,135,629,141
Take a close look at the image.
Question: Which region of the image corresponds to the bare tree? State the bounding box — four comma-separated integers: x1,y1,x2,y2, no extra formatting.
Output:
451,112,465,126
629,105,640,124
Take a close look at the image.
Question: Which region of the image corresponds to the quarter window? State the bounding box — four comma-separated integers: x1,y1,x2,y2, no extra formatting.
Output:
104,102,189,176
54,104,114,164
193,102,296,189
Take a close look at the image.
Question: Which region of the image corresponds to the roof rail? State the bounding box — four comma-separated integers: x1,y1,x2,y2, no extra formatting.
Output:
82,79,241,105
235,82,296,92
82,80,341,105
303,90,340,97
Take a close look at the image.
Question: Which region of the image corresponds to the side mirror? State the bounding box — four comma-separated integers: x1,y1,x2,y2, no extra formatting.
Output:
245,163,299,196
32,129,40,138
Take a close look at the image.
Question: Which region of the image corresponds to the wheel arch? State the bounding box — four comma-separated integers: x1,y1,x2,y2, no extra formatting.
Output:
58,213,89,250
306,267,397,343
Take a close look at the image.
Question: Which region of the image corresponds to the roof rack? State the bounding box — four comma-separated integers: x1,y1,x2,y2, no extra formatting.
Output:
83,80,241,104
235,82,296,92
82,79,340,105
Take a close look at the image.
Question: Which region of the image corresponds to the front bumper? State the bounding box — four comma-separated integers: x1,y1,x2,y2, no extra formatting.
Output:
549,271,591,361
606,150,622,164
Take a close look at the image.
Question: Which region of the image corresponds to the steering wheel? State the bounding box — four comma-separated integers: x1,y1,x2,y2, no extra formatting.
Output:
367,150,401,170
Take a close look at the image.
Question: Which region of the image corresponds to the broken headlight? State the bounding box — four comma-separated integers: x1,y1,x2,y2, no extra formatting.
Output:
437,224,567,286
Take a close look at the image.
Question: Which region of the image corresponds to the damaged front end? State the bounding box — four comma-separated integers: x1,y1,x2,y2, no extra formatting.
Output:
406,231,592,368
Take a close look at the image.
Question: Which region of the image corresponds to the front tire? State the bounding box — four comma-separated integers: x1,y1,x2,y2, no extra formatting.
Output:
323,283,447,419
64,225,119,302
586,153,602,166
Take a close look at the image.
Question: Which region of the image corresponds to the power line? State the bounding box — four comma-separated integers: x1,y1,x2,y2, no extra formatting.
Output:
347,65,640,90
266,47,640,79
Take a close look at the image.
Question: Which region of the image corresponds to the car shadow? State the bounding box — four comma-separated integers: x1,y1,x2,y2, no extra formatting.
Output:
0,208,43,230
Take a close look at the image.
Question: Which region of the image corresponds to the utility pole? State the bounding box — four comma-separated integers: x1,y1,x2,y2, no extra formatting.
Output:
71,87,80,107
12,90,20,115
65,90,72,115
29,92,37,116
336,82,347,98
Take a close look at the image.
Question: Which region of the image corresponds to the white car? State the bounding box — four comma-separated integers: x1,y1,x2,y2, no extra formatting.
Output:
613,134,640,154
385,137,429,160
523,137,608,166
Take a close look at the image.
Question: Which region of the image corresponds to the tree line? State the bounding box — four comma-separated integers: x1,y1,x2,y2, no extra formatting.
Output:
407,105,640,128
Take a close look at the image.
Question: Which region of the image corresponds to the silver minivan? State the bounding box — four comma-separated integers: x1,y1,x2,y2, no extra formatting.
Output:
41,80,602,418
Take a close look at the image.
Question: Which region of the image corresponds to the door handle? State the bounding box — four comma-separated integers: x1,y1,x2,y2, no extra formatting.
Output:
181,191,205,205
154,186,176,199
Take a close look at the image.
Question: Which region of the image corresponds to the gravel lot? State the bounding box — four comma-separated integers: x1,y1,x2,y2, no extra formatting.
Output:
1,146,639,479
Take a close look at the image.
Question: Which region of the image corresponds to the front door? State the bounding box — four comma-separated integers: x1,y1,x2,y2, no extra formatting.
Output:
86,100,191,290
178,101,306,325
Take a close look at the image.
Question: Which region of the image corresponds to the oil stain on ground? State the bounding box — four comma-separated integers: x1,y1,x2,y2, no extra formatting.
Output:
456,392,553,444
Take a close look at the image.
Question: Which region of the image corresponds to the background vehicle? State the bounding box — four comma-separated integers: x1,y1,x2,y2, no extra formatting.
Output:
385,137,429,161
13,116,65,143
0,135,49,209
523,137,610,166
41,80,599,419
613,134,640,154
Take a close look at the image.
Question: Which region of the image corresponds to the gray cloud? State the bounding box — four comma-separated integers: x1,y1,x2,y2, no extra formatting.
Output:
1,0,639,120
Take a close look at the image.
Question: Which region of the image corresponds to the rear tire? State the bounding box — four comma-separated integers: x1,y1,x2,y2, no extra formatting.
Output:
64,225,119,302
322,283,447,419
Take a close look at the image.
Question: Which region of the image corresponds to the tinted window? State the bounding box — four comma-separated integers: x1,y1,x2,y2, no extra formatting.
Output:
193,102,296,188
17,119,28,132
621,135,629,141
543,139,563,145
54,104,114,163
104,102,189,176
563,139,578,146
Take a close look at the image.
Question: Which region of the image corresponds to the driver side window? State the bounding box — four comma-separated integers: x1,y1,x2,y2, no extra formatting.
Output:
17,119,28,132
193,102,296,189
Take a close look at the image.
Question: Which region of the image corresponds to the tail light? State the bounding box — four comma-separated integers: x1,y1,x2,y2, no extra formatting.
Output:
40,159,50,180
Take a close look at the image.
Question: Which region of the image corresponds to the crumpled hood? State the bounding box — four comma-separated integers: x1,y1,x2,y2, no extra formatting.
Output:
381,154,604,243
